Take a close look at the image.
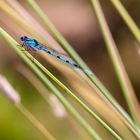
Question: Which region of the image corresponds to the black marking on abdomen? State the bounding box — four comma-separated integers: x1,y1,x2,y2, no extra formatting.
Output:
47,51,51,54
73,63,81,68
73,64,78,67
57,56,60,59
42,47,82,70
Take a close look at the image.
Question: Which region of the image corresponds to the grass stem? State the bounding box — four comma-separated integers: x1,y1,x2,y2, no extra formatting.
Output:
110,0,140,43
0,27,102,140
26,0,140,138
89,0,140,128
16,104,56,140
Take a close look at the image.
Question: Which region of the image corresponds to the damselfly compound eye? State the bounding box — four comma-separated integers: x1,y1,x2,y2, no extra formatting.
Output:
20,36,27,41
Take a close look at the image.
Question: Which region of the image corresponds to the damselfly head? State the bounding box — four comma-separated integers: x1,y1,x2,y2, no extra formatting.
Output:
20,36,28,41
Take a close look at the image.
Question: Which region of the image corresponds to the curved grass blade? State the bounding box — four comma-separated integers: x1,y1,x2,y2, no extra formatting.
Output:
89,0,140,128
25,0,140,138
1,28,124,140
0,27,102,140
110,0,140,43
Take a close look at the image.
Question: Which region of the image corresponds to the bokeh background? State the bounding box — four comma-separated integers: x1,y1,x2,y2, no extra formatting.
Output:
0,0,140,140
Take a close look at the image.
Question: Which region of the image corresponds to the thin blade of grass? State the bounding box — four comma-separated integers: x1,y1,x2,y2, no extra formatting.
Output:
26,0,140,138
89,0,140,128
1,28,123,140
0,28,102,140
110,0,140,43
0,75,55,140
15,65,94,140
17,104,56,140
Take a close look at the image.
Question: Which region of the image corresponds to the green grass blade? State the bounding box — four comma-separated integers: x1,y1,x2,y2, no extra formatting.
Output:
0,27,102,140
0,74,55,140
89,0,140,129
16,66,123,140
110,0,140,43
26,0,92,74
17,104,56,140
1,27,123,140
25,0,140,138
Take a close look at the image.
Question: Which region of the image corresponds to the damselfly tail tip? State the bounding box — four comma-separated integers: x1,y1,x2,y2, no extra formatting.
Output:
83,69,93,75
